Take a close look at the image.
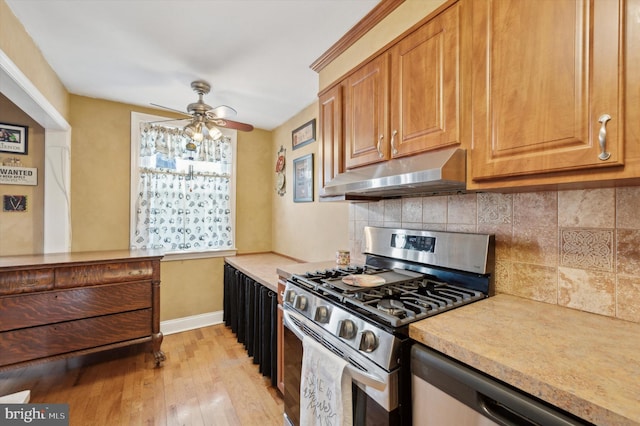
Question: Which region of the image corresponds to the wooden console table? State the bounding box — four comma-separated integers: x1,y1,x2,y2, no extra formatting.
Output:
0,250,165,370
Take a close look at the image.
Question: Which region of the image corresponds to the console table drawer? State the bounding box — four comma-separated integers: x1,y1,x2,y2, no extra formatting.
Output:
0,281,152,332
0,309,152,367
0,250,164,370
0,268,54,296
55,261,154,288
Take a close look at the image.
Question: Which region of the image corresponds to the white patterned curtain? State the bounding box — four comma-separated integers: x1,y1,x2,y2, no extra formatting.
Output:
132,123,234,252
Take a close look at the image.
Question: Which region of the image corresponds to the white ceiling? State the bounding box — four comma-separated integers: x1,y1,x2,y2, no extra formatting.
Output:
5,0,379,131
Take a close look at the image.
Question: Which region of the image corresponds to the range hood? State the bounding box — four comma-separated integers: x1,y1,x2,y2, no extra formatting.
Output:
320,147,467,200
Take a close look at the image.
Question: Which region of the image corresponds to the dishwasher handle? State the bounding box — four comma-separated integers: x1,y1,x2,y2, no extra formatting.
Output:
411,345,591,426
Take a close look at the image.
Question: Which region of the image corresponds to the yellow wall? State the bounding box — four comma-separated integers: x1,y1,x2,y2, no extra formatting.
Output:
0,0,69,119
271,103,349,262
235,128,273,254
68,94,273,319
0,93,44,255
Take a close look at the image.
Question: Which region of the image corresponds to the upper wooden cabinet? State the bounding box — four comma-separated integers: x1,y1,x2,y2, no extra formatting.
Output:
389,2,462,158
469,0,624,184
344,54,390,169
318,85,344,189
334,1,463,172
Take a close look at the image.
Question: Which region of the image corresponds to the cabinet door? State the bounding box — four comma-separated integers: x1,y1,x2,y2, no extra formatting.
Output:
471,0,623,182
344,54,390,169
390,2,462,158
318,84,343,189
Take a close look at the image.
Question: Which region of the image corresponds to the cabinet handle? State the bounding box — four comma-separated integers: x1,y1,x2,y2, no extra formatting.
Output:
391,130,398,155
598,114,611,161
377,134,384,158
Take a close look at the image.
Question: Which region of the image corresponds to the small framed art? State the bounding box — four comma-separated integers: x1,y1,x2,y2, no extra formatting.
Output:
293,153,313,202
0,123,28,155
292,119,315,150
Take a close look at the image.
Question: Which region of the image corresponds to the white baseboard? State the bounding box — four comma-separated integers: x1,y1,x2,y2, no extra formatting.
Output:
160,310,224,335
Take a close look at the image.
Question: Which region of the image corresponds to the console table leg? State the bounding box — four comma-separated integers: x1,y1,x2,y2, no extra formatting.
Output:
152,332,165,367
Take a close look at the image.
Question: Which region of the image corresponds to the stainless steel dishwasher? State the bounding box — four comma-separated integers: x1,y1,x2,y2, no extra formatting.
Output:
411,344,592,426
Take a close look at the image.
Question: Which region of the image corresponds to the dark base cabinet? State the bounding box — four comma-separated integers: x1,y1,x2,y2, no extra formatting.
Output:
224,263,278,386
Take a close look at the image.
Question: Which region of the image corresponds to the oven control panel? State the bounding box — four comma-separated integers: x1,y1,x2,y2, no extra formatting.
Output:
283,280,401,370
391,233,436,253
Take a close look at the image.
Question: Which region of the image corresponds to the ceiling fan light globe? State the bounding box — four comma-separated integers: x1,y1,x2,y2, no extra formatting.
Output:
184,122,204,142
206,122,223,140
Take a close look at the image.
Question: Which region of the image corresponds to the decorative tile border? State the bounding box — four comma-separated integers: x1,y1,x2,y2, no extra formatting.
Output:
560,228,614,272
478,193,512,224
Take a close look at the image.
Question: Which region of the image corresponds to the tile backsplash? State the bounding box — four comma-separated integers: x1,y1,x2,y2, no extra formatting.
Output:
348,187,640,324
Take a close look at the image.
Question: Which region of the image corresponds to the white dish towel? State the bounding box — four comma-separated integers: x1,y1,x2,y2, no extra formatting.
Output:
300,336,353,426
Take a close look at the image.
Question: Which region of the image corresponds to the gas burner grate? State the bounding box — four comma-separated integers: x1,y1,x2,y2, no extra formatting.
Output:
343,282,485,328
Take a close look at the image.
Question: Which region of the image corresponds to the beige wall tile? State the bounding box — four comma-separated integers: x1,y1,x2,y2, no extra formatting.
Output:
616,229,640,275
513,192,557,227
616,187,640,229
422,223,447,231
478,193,512,224
369,201,385,223
478,223,513,262
503,262,558,304
617,276,640,322
558,188,615,228
493,260,511,294
560,228,614,272
402,197,423,224
353,202,369,221
383,199,402,224
446,224,477,233
447,193,477,225
558,267,615,316
512,226,558,266
348,186,640,324
422,196,447,223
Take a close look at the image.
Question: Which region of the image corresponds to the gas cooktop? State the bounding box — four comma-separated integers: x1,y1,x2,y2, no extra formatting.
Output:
291,266,485,327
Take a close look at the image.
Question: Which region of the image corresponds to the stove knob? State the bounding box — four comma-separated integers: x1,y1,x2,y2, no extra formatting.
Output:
294,295,307,311
338,319,357,340
285,290,296,304
314,306,330,323
359,330,378,353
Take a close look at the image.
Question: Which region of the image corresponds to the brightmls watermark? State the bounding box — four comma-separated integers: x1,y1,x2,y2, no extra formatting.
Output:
0,404,68,425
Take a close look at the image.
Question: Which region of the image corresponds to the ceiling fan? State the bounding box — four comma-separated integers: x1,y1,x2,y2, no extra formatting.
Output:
151,80,254,142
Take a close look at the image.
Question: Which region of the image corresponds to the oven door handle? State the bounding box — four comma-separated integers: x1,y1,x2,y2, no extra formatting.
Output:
346,360,387,391
283,309,388,391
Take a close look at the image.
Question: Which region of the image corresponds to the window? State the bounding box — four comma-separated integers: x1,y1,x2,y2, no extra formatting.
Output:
130,112,236,258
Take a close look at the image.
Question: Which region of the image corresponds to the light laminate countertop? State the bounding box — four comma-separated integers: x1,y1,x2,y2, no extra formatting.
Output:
224,253,302,292
409,294,640,426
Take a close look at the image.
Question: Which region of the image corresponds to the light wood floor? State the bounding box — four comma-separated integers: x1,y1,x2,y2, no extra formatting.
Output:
0,324,284,426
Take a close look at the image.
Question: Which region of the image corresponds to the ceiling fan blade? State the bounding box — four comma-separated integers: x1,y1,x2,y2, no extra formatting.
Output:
147,117,190,124
210,118,254,132
208,105,237,118
150,103,191,117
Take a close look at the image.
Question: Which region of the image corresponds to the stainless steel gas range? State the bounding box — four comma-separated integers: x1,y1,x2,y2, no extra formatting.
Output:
282,226,495,426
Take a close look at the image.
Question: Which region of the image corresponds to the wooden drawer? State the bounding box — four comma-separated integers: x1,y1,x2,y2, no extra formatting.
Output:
0,281,152,332
55,260,154,288
0,309,152,367
0,268,54,296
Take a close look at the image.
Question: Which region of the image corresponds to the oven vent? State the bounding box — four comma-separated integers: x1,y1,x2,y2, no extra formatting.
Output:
320,147,467,200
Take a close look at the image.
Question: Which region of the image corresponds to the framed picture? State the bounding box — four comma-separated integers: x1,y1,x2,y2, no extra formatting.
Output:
0,123,28,155
293,153,314,202
292,119,316,150
3,195,27,212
